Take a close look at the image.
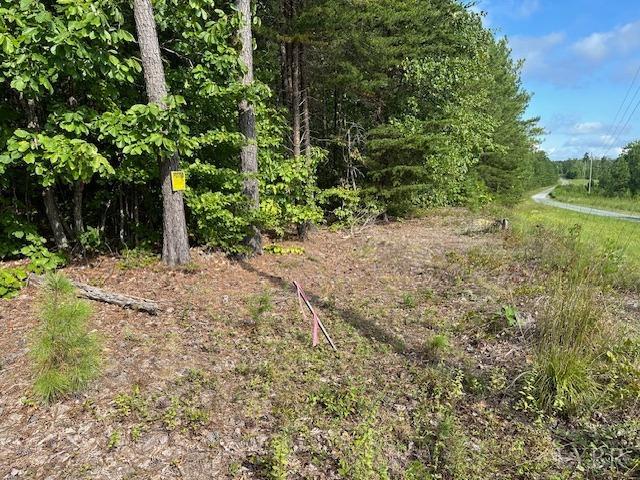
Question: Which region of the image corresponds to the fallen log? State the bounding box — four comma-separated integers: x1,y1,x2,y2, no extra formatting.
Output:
28,274,159,315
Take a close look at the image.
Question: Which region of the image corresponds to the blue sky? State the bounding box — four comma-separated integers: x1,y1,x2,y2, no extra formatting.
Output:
473,0,640,160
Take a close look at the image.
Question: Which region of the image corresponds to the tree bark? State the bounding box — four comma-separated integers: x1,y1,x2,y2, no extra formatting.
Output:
43,187,70,252
25,99,70,252
118,184,126,246
237,0,262,255
73,181,84,237
292,42,302,157
279,42,288,107
301,44,311,157
133,0,190,266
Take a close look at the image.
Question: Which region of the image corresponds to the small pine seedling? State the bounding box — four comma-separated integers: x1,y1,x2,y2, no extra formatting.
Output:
30,272,101,403
425,334,450,361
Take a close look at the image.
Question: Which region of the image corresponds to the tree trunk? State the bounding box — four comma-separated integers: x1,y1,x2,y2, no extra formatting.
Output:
237,0,262,255
43,187,70,251
279,42,288,107
73,181,84,237
25,99,70,252
292,42,302,157
133,186,140,246
133,0,190,266
301,45,311,157
118,184,126,246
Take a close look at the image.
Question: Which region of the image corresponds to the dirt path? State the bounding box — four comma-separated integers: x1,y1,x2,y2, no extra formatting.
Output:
532,187,640,222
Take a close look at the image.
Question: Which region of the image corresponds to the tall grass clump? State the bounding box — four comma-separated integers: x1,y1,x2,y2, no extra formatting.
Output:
30,273,101,402
532,275,611,416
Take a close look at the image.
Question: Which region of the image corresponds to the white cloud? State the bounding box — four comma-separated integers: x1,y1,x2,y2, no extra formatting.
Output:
509,32,566,77
517,0,540,18
572,21,640,63
570,122,604,134
560,134,624,158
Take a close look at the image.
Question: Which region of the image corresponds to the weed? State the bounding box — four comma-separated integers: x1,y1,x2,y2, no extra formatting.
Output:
163,396,181,431
182,367,216,390
338,414,389,480
117,248,158,270
466,246,506,271
464,371,486,395
501,305,520,327
182,406,209,431
228,461,242,477
179,261,201,274
420,288,436,301
534,348,599,416
247,290,273,326
130,424,144,442
404,461,432,480
489,367,507,393
601,339,640,408
516,372,546,422
0,267,28,299
113,385,149,419
431,411,469,477
268,431,291,480
30,273,101,402
401,293,416,309
309,384,369,419
489,304,521,332
264,244,305,255
107,430,121,449
20,396,37,408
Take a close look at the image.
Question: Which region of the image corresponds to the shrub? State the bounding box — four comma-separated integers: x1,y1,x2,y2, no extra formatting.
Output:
78,226,105,255
318,186,383,231
0,267,28,299
30,273,101,402
0,211,66,299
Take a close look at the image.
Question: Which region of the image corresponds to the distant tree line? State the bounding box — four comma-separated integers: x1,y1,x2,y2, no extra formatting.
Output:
557,142,640,197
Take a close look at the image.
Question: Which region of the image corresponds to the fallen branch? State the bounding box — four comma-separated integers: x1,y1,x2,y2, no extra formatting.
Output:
28,274,159,315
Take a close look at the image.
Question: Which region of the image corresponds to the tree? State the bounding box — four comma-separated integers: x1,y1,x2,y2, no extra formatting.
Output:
237,0,262,255
132,0,190,266
623,141,640,194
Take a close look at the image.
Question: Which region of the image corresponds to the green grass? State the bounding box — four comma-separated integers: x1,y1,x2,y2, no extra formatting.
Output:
510,195,640,417
551,184,640,215
512,197,640,290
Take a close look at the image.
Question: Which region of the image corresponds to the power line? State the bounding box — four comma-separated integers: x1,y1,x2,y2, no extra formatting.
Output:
601,65,640,158
605,64,640,139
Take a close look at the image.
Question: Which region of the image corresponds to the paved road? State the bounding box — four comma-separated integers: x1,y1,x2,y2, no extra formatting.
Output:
532,187,640,223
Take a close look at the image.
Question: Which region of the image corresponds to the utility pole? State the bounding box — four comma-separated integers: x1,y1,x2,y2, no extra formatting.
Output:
588,153,594,193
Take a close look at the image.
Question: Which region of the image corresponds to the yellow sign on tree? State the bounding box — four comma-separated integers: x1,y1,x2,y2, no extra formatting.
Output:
170,171,186,192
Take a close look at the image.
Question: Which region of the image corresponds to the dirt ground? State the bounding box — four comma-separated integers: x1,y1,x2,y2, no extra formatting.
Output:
0,211,636,479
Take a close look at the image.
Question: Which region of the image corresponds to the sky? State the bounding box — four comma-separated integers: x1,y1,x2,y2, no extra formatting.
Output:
472,0,640,160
